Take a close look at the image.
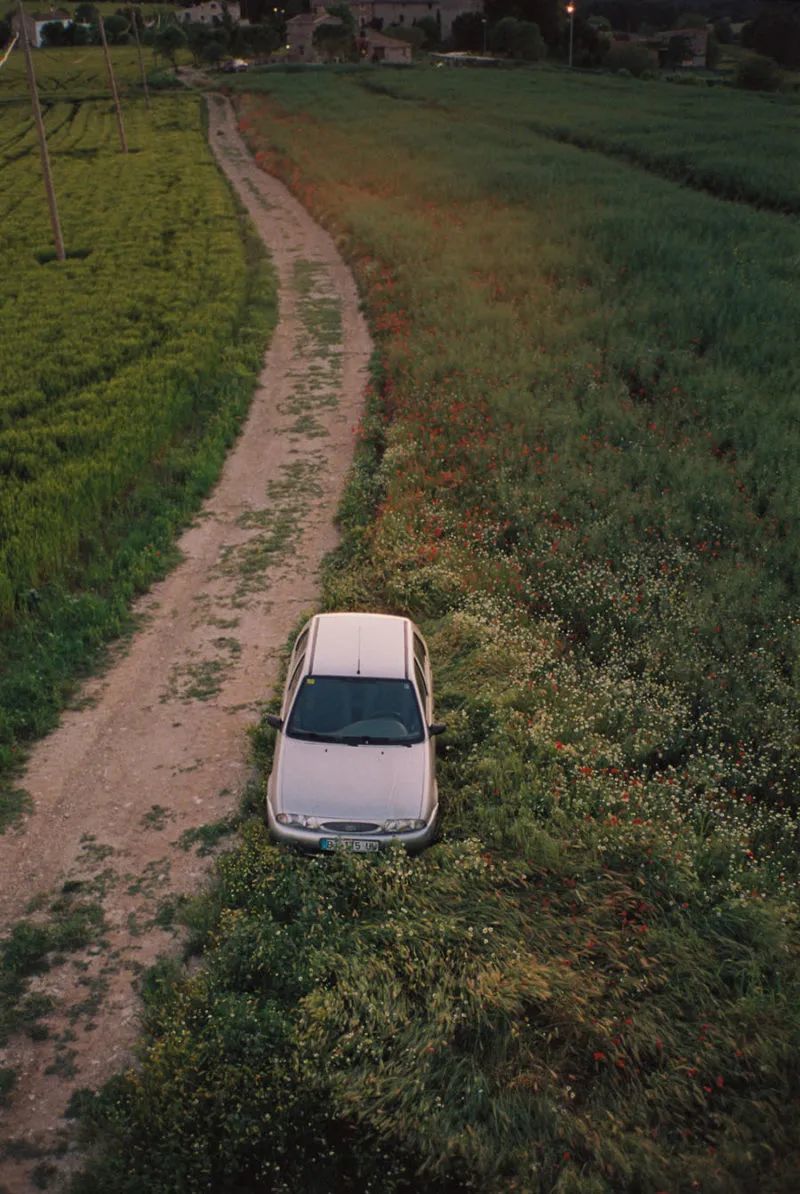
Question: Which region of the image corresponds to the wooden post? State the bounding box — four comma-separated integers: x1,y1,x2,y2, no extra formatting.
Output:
99,15,128,153
130,9,150,110
17,2,65,261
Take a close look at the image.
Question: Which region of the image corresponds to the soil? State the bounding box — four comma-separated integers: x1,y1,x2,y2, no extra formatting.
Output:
0,91,371,1192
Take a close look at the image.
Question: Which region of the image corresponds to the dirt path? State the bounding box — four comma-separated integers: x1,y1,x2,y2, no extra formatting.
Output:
0,92,370,1192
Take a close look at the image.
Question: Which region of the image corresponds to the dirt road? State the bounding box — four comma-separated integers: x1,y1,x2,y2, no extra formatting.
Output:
0,92,370,1191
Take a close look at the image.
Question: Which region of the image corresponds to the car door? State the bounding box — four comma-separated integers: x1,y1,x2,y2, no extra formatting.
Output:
269,623,310,805
412,629,437,816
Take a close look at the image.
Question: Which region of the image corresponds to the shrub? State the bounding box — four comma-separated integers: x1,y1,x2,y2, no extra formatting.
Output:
489,17,545,62
734,54,782,91
604,41,654,77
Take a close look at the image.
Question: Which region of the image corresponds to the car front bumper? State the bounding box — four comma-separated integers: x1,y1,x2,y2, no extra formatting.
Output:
266,801,438,853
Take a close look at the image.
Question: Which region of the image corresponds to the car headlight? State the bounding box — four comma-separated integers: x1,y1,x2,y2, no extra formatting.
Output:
382,818,427,834
275,812,322,829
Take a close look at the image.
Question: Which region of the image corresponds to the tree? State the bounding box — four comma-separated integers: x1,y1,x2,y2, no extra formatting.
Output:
451,11,485,51
484,0,560,46
705,31,720,68
325,3,355,35
74,3,98,22
673,11,708,28
103,14,130,45
384,23,425,50
71,21,93,45
200,39,225,66
742,4,800,70
154,23,188,66
185,21,228,67
489,16,544,60
604,39,653,75
665,31,694,65
734,52,782,90
572,16,611,67
313,17,354,61
40,21,72,47
242,20,283,56
413,15,440,49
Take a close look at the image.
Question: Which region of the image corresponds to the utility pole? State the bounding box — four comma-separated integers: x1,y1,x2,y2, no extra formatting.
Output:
99,15,128,153
130,9,150,110
17,2,65,261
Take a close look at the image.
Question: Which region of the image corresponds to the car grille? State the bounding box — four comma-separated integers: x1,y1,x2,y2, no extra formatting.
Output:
321,821,380,833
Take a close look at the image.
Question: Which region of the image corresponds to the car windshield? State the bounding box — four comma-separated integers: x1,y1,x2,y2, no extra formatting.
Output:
286,676,424,745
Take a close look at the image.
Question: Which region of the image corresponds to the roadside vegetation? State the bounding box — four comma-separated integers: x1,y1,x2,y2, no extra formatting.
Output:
68,68,800,1193
0,86,277,824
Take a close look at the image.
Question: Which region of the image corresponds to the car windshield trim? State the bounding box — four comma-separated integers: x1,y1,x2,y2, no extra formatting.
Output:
289,729,347,743
340,735,413,747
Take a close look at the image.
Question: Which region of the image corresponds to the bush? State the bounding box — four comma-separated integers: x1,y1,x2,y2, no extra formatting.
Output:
413,15,440,49
489,17,545,62
604,41,654,77
734,54,782,92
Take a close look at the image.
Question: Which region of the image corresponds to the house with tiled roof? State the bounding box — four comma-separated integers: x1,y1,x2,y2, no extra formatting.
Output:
358,28,412,61
286,12,344,60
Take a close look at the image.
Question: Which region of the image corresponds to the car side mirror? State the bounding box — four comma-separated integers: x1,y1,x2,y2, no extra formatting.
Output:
428,722,447,736
265,713,283,731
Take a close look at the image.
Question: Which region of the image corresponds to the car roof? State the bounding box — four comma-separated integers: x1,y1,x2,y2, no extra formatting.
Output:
308,612,410,680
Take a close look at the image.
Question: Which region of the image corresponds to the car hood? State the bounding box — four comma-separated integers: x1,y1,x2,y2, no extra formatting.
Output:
275,738,427,820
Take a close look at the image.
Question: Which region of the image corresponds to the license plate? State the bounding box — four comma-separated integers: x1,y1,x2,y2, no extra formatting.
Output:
320,838,380,853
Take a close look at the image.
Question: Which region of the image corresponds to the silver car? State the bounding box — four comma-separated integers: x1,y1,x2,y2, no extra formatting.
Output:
266,612,445,852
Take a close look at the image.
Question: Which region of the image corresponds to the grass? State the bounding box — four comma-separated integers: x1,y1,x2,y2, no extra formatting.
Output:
0,45,161,102
0,90,278,826
0,889,106,1047
44,65,800,1193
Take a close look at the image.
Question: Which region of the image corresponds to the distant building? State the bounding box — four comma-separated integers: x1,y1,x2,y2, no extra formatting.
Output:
655,27,709,68
285,12,343,60
358,28,413,61
178,2,245,26
609,26,709,69
310,0,481,40
371,0,481,39
11,8,71,48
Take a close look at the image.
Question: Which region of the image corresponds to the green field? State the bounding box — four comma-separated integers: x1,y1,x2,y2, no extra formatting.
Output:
70,68,800,1194
0,43,165,100
0,84,276,821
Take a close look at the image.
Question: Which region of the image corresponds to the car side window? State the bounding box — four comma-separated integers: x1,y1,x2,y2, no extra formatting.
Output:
414,660,429,704
413,632,427,668
293,626,309,661
286,655,305,704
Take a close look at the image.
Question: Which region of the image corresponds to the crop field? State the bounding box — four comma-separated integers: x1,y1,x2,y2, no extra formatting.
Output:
0,44,156,100
0,88,275,817
53,70,800,1194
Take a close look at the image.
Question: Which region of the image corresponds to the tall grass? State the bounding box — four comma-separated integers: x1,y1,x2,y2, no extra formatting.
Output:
71,69,800,1192
0,94,277,822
